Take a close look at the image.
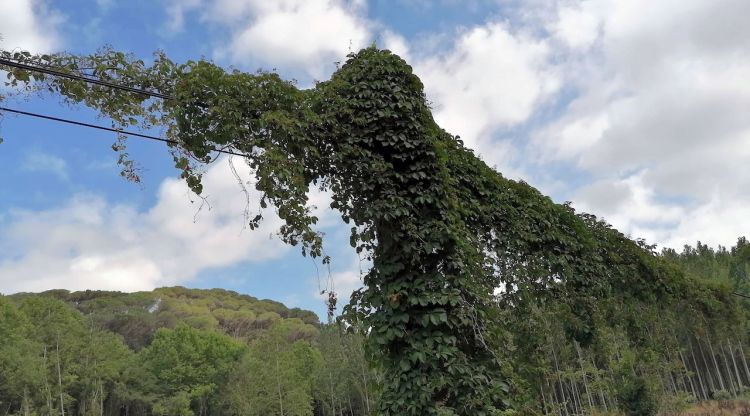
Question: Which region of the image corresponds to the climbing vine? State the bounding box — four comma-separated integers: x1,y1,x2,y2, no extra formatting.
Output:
0,46,718,415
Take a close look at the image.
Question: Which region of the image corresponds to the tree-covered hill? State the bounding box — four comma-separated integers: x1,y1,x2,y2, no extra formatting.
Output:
0,287,376,416
9,286,320,350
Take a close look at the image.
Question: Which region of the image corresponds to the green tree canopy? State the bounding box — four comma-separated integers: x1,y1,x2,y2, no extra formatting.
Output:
139,324,245,415
222,320,322,416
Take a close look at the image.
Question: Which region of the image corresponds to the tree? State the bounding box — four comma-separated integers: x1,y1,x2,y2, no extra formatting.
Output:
0,296,45,414
76,328,132,416
315,324,377,416
138,324,245,415
0,294,136,416
222,320,322,416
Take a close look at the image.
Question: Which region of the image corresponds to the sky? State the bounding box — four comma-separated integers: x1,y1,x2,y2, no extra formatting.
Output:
0,0,748,319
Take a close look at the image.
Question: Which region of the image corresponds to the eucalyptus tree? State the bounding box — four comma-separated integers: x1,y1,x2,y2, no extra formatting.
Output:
222,320,321,416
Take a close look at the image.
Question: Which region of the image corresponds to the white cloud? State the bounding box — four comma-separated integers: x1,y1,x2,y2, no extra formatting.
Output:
552,4,600,49
165,0,371,78
0,158,335,293
413,22,559,170
0,0,64,53
95,0,114,10
20,151,68,180
573,172,685,241
658,195,750,250
574,173,750,250
160,1,559,175
380,30,410,61
530,0,750,248
163,0,203,34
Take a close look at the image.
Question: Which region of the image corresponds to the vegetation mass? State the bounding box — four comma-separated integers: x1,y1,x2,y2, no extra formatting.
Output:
1,47,750,415
0,287,377,416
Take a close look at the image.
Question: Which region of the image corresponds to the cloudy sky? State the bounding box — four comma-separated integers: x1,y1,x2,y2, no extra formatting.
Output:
0,0,748,318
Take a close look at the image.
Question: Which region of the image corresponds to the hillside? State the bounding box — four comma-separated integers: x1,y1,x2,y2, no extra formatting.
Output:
10,286,320,349
0,287,375,416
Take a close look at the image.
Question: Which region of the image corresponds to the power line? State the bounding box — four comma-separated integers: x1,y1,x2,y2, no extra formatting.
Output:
0,105,246,158
0,57,173,100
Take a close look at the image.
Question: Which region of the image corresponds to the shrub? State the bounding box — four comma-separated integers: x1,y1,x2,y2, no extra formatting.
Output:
616,376,658,416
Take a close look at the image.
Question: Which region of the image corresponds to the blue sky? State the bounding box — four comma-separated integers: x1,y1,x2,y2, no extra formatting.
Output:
1,0,749,319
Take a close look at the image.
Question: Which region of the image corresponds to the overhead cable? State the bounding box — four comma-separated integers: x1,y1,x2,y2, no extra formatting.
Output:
0,57,172,100
0,105,245,157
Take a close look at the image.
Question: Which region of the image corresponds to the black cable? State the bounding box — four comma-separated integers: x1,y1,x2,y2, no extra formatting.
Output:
0,106,246,158
0,57,173,100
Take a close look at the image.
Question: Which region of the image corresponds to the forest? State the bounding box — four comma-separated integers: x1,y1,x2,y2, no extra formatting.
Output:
0,287,377,415
0,237,748,415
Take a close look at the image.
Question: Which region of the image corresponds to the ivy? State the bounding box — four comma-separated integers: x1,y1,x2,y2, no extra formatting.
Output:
0,46,707,415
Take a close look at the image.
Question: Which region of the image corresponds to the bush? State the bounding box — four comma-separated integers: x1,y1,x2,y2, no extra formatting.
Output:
659,391,696,414
714,389,733,400
616,376,658,416
153,392,193,416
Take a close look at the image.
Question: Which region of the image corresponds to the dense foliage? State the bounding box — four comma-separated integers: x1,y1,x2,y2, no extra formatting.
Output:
0,288,377,416
2,46,750,414
494,236,750,415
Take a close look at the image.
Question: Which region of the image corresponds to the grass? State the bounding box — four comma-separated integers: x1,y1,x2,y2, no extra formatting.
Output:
586,398,750,415
674,399,750,415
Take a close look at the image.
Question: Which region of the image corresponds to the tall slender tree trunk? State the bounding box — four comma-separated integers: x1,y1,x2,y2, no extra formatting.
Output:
606,355,620,410
688,343,708,400
56,339,65,416
359,358,371,415
707,337,728,392
669,350,684,395
719,343,738,396
540,381,550,416
738,341,750,387
22,387,31,416
100,380,104,416
329,377,337,416
666,369,678,395
551,346,569,416
589,357,607,412
43,346,53,412
697,339,717,393
570,379,582,415
677,348,698,399
728,340,744,389
550,377,562,416
558,379,568,416
274,341,284,416
545,378,559,416
574,343,593,410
